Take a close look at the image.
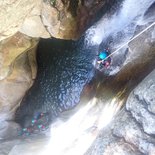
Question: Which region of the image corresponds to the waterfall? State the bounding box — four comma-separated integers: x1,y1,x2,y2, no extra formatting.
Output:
85,0,155,45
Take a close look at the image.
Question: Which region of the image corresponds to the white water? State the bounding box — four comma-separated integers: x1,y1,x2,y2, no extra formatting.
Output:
39,97,123,155
86,0,155,45
8,97,123,155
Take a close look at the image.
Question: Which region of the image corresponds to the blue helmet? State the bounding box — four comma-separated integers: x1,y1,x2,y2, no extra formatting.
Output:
99,51,108,60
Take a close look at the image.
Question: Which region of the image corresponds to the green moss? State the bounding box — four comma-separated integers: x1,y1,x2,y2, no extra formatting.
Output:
50,0,56,6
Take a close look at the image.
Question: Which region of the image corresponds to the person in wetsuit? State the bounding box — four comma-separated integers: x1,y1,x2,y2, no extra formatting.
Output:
97,49,111,69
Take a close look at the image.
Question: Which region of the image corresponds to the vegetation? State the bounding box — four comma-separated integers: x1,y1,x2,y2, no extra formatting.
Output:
50,0,56,6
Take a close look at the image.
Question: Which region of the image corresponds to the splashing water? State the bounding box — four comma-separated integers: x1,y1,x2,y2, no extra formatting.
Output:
39,94,124,155
86,0,155,45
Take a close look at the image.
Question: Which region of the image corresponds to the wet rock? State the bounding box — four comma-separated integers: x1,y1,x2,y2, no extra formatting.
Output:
0,135,48,155
77,0,113,36
0,121,21,140
86,6,155,153
126,70,155,135
0,32,38,138
143,2,155,23
8,138,48,155
86,69,155,155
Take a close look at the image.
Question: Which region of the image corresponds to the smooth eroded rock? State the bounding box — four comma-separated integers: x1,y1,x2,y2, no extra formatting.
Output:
19,0,51,38
126,70,155,135
0,32,38,138
0,0,39,41
20,16,50,38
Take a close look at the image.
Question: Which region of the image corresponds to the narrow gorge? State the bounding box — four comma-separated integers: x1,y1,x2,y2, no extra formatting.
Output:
0,0,155,155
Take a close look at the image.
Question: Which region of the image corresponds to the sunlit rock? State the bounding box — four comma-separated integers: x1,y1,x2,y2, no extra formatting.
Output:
0,32,38,139
41,0,77,39
19,0,50,38
1,0,111,40
0,0,39,41
113,110,155,155
103,141,142,155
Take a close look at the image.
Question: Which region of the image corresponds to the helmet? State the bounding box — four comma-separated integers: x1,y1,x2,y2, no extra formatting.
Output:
99,51,108,60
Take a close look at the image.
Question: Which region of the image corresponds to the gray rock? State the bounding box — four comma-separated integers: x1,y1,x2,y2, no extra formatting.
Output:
0,140,21,155
102,140,142,155
126,70,155,135
0,121,21,140
113,110,155,154
86,69,155,155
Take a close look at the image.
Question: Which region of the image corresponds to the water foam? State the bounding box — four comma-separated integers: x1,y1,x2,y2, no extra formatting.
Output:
85,0,155,46
40,97,123,155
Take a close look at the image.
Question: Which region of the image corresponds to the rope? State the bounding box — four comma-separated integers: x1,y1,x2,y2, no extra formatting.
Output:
102,21,155,61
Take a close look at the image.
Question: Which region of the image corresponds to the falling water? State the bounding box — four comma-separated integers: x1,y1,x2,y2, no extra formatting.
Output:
40,97,123,155
86,0,155,45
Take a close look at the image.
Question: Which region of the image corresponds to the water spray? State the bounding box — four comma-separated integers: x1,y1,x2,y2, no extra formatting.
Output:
103,21,155,61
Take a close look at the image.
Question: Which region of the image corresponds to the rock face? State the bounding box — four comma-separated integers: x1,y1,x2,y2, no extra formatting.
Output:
126,76,155,136
0,0,42,41
1,0,112,40
41,0,77,39
19,0,50,38
113,70,155,155
1,1,155,154
0,32,38,139
86,70,155,155
41,0,111,39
